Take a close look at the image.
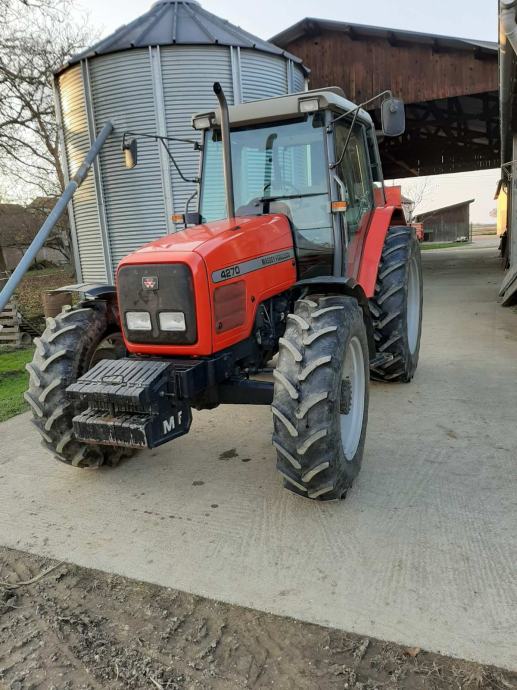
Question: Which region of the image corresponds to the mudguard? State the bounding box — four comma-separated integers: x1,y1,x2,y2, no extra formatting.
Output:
357,206,406,298
53,283,117,300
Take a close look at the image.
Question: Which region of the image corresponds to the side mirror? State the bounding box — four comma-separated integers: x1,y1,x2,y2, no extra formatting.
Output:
122,138,138,169
172,211,202,227
381,97,405,137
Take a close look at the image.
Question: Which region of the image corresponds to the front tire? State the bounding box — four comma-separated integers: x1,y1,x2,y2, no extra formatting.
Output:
369,226,423,382
24,301,131,468
272,295,369,500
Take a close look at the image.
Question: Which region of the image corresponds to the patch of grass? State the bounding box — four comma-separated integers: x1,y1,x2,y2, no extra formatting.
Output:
0,347,33,422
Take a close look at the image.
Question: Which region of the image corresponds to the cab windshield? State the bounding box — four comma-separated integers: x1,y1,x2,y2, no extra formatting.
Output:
200,114,334,277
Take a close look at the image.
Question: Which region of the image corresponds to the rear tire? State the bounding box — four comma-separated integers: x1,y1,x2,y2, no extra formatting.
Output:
272,295,369,500
24,301,132,469
369,226,423,382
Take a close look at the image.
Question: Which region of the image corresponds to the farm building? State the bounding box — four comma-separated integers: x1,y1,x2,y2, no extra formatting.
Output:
272,18,498,179
415,200,474,243
0,200,70,272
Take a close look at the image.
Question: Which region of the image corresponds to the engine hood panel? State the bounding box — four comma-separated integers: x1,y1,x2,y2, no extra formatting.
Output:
125,214,293,262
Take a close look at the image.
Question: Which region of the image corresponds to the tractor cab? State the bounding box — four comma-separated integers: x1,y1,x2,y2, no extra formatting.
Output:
192,87,405,281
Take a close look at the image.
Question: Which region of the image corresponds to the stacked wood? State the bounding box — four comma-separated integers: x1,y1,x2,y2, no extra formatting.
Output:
0,302,31,347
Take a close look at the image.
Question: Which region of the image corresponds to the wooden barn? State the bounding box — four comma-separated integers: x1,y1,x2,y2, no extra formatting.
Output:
415,200,474,243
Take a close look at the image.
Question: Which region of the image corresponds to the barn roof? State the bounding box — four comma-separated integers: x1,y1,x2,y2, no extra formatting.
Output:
415,199,475,220
271,17,497,57
58,0,307,74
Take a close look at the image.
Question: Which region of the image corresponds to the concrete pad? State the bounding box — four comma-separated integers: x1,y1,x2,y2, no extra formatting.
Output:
1,245,516,670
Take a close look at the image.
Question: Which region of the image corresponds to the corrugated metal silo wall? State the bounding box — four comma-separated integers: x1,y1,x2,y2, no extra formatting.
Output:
57,66,107,282
292,65,306,92
160,46,234,219
240,50,288,101
89,50,168,272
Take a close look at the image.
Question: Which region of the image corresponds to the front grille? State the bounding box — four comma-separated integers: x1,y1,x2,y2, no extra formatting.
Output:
118,263,197,345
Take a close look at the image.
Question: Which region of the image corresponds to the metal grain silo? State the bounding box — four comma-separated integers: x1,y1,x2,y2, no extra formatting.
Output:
54,0,308,282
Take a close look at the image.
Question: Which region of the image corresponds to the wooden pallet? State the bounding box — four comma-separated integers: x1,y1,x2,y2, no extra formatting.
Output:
0,302,30,347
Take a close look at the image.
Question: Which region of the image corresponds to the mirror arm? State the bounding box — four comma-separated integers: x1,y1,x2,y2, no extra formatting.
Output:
328,90,393,128
160,140,199,184
184,189,199,226
123,130,201,149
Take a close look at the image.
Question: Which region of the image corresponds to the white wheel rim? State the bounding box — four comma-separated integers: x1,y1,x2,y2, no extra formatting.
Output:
407,255,421,355
340,336,365,460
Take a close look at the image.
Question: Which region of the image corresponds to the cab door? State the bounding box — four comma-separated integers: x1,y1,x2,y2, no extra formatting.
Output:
334,122,375,279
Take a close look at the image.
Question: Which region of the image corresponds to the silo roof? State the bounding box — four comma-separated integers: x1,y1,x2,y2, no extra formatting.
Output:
57,0,308,74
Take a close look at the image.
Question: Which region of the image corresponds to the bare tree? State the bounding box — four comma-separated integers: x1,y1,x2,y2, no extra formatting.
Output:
0,0,95,199
401,177,437,222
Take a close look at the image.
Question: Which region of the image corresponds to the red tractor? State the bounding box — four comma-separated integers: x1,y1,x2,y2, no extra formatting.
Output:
25,85,422,501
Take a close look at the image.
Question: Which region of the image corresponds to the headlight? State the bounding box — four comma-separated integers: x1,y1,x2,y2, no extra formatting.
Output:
159,311,186,332
126,311,152,331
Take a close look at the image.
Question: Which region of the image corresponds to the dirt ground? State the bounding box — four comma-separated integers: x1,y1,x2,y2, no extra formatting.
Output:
0,548,515,690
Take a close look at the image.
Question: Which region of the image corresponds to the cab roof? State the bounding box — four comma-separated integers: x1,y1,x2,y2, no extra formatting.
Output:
193,87,373,130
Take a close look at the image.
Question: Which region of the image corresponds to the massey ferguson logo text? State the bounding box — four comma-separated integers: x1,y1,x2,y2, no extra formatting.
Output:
142,276,159,290
212,249,294,283
261,251,291,266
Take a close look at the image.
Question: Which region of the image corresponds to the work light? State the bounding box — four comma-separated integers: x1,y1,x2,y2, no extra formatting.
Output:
192,113,214,130
298,97,320,113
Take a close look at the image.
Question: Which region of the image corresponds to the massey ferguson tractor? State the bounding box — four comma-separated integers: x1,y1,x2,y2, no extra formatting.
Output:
25,84,422,501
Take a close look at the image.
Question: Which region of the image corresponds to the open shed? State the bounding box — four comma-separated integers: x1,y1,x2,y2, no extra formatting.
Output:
272,19,499,178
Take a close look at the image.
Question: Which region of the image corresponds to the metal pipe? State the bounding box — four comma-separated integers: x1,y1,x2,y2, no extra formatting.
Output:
0,120,114,313
213,82,235,218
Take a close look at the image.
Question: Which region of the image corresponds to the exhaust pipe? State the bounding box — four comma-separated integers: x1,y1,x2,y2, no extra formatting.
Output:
213,82,235,219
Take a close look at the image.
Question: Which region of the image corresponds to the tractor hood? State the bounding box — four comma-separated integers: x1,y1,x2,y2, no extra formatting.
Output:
120,214,294,265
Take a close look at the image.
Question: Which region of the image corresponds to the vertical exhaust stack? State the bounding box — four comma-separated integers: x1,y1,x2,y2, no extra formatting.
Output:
213,82,235,219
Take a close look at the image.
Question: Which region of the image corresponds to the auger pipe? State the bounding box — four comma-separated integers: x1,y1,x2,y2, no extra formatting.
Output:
0,120,114,313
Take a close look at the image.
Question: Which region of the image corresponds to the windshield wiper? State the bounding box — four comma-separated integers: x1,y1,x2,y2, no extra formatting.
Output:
255,192,327,203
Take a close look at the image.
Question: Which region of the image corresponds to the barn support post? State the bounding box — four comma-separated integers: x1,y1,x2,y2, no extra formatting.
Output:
511,135,517,267
0,120,114,313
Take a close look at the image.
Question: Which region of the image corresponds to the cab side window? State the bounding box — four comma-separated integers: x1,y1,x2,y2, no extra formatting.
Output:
335,123,374,237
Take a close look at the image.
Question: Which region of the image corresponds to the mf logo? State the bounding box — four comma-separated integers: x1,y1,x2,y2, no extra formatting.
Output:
142,275,159,290
163,410,183,434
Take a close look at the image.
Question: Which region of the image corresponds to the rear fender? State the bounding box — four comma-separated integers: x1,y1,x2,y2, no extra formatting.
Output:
295,276,376,359
357,206,406,298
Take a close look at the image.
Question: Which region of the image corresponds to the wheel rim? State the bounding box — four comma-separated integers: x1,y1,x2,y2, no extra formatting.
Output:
407,255,421,355
340,336,365,460
88,333,126,369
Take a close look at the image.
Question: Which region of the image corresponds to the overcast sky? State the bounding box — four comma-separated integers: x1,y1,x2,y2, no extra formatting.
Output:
75,0,500,222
